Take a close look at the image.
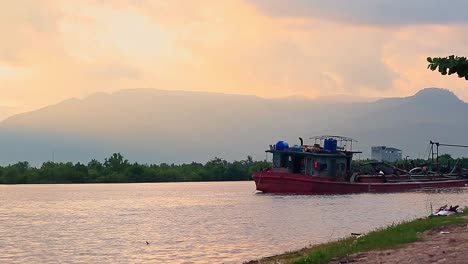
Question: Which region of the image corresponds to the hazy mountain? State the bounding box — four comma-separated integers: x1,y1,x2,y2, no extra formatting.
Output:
0,105,15,121
1,88,467,165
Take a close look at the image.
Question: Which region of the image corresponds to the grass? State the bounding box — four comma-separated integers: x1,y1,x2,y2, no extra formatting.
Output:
247,209,468,264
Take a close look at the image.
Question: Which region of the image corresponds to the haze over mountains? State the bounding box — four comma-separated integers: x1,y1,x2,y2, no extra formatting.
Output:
1,88,467,165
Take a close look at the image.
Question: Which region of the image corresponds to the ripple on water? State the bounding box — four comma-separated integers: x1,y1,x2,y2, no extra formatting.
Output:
0,183,467,263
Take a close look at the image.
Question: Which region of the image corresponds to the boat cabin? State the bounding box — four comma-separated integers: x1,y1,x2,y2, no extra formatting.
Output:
267,136,361,179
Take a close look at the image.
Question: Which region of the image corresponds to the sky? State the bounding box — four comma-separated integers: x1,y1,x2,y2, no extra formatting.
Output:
0,0,467,120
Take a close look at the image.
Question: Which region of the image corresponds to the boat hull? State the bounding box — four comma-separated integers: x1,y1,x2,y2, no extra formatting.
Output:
253,171,468,194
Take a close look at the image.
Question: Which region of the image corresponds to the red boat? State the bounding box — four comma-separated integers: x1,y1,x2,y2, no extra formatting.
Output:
253,136,468,194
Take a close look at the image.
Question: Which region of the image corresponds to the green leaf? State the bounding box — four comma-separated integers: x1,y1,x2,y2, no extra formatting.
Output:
427,55,467,79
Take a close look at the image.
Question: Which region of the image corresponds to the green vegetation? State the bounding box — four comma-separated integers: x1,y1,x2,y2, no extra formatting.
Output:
353,153,468,174
0,153,271,184
249,210,468,264
2,152,466,184
295,211,467,264
427,55,468,79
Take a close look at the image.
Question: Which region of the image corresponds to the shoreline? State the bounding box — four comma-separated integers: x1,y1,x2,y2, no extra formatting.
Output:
0,180,253,185
246,209,468,264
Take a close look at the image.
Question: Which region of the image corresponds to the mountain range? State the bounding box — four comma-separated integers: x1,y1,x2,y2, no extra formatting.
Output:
1,87,467,165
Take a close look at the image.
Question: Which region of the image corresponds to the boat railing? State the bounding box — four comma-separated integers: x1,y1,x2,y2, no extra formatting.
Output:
309,135,358,152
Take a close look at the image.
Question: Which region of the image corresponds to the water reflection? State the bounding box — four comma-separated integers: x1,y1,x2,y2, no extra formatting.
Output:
0,183,467,263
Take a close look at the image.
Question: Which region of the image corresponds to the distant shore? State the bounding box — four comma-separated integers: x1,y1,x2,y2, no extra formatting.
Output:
0,154,270,184
246,209,468,264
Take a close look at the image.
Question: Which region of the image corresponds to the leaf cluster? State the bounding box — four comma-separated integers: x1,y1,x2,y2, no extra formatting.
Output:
427,55,468,80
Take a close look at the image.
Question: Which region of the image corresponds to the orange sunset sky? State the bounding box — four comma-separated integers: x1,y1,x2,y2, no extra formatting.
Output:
0,0,467,120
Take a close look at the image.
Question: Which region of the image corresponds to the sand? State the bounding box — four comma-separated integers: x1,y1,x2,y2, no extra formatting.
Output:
333,222,468,264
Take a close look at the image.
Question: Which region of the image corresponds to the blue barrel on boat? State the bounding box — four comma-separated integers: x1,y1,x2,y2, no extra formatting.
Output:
324,138,337,153
275,141,289,150
292,145,302,151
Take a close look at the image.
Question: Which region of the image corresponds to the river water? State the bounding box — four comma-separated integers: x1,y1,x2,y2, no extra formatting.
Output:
0,182,467,263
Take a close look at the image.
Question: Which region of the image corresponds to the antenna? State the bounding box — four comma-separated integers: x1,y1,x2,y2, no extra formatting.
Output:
429,140,468,172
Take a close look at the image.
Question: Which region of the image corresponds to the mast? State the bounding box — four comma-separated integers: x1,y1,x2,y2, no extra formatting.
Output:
429,140,468,172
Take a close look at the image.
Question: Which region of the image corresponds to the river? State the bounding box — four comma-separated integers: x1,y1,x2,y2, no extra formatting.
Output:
0,182,467,263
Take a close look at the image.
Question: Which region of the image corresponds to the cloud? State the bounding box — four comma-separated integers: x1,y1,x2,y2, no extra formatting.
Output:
251,0,468,25
379,24,468,99
0,0,62,63
0,0,467,121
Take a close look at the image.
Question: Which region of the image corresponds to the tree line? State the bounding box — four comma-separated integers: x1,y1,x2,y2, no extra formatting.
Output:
2,152,467,184
0,153,271,184
353,154,468,174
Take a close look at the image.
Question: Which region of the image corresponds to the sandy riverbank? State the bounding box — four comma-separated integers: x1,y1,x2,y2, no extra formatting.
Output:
246,212,468,264
333,222,468,264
